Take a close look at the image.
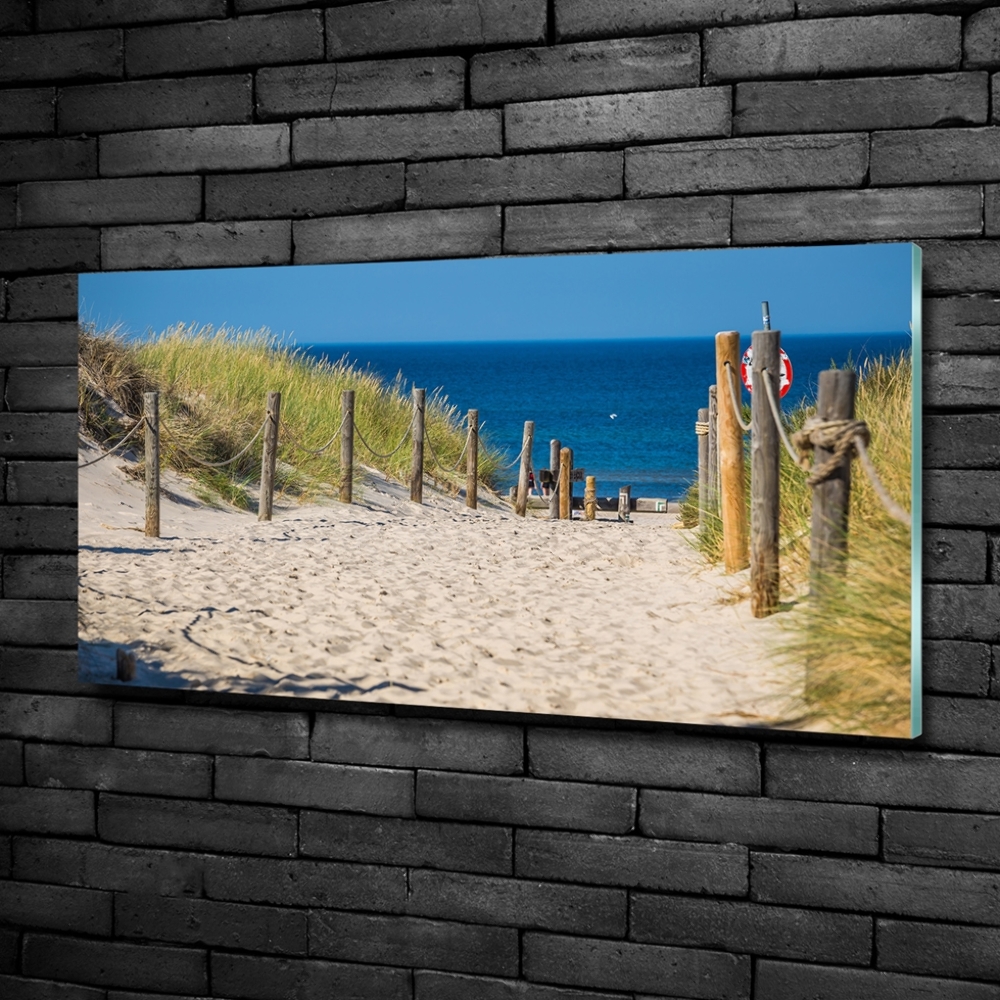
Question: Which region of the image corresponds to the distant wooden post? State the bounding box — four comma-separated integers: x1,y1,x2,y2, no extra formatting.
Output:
715,332,748,572
339,389,354,504
466,409,478,509
810,368,856,592
116,647,136,682
566,447,574,514
143,390,159,538
707,385,719,512
697,406,709,529
750,329,781,618
559,447,571,520
515,419,535,517
259,390,281,522
410,387,425,504
618,485,631,522
549,438,561,520
584,475,597,520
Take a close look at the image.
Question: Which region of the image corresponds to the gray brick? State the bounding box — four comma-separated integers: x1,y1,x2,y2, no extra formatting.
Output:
505,86,731,152
102,220,291,271
872,127,1000,185
923,640,992,695
327,0,546,59
799,0,969,14
126,10,322,77
205,163,402,220
211,952,410,1000
5,276,77,320
0,976,105,1000
505,196,731,254
116,893,306,954
38,0,227,30
926,353,1000,409
293,110,501,166
924,295,1000,353
631,894,871,964
415,972,622,1000
528,727,759,793
733,187,981,244
516,829,747,894
885,810,1000,869
310,910,519,976
312,713,522,773
926,471,1000,527
472,35,699,106
0,787,94,835
965,7,1000,70
766,744,1000,811
523,932,749,998
0,740,21,784
13,836,204,896
0,879,111,935
0,323,79,366
0,185,13,227
0,88,55,136
0,0,30,33
299,810,512,874
921,694,1000,753
5,367,76,409
756,959,1000,1000
878,919,1000,981
0,928,15,972
23,934,206,993
0,228,100,274
0,600,75,645
987,183,998,235
3,554,77,599
100,123,288,177
627,133,867,197
294,205,501,264
639,789,878,855
25,744,212,798
923,239,1000,294
751,852,1000,925
18,176,202,227
202,853,407,910
0,30,122,85
59,75,253,134
257,56,465,121
735,72,989,136
0,648,82,696
6,461,76,502
99,793,297,856
0,506,76,550
417,771,635,833
0,137,96,184
555,0,794,43
408,152,622,209
924,527,987,581
0,693,111,744
925,584,1000,640
705,15,961,84
215,755,414,816
406,870,626,936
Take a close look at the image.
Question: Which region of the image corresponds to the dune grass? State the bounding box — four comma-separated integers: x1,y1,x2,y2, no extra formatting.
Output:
79,324,500,509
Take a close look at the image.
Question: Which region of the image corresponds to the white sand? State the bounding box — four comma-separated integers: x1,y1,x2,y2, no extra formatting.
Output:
78,442,806,728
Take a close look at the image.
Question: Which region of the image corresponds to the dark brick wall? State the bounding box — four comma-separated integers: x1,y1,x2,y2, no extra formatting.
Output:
0,1,997,996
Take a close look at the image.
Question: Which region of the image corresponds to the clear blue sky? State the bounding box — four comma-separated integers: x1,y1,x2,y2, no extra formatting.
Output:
81,243,915,345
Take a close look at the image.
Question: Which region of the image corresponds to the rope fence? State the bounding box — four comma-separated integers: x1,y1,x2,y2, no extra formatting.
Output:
77,416,147,468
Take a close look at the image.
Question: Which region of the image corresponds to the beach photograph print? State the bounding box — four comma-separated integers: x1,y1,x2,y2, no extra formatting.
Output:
78,243,921,737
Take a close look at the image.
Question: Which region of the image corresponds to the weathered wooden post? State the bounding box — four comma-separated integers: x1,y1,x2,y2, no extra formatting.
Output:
466,409,478,509
515,419,535,517
715,332,748,572
584,475,597,520
339,389,354,504
707,385,719,512
410,387,425,504
618,485,631,522
559,447,572,520
259,390,281,522
566,447,574,514
810,368,856,592
143,390,159,538
549,438,561,520
697,406,709,529
750,329,781,617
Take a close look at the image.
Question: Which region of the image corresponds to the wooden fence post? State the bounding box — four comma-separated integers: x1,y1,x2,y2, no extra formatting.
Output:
515,419,535,517
707,384,718,512
559,447,571,520
618,485,631,522
697,406,709,529
259,390,281,522
339,389,354,504
750,329,781,618
715,331,749,572
549,438,561,519
810,368,856,592
410,387,425,504
466,409,478,509
144,391,159,538
584,475,597,520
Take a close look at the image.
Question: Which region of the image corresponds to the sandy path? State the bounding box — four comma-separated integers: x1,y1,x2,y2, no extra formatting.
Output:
78,445,805,727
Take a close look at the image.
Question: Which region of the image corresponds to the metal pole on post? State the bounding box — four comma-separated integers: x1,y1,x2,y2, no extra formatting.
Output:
697,406,709,529
750,329,781,618
339,389,354,504
410,387,425,504
466,409,478,509
559,447,571,520
549,438,561,520
715,331,749,572
515,420,534,517
707,385,719,513
259,391,281,522
144,391,159,538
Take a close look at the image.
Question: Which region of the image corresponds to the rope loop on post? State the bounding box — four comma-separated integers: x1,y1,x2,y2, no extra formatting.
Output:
722,361,752,433
694,420,709,436
791,417,870,487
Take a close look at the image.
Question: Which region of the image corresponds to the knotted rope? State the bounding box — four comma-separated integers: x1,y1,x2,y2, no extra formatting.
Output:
694,420,709,436
791,417,870,487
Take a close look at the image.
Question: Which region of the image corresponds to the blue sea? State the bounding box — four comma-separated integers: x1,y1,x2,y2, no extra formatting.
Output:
302,334,910,500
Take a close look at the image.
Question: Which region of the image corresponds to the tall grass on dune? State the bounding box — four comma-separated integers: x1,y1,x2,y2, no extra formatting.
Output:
79,324,500,509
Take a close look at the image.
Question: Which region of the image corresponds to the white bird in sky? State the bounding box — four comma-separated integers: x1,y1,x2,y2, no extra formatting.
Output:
609,413,617,420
